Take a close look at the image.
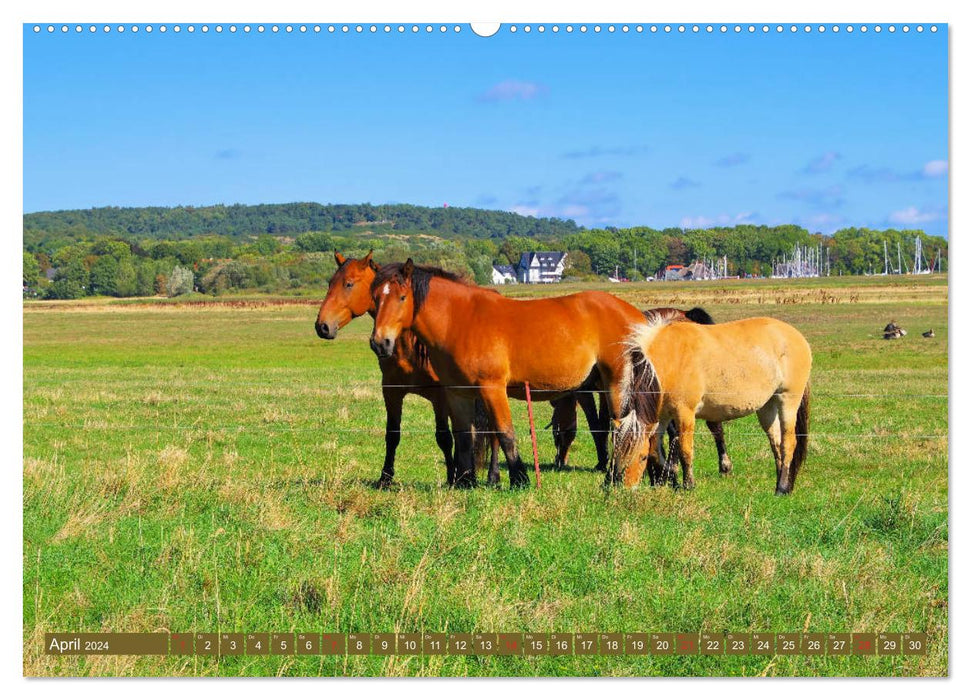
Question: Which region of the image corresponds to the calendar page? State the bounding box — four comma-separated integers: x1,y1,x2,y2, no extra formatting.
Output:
22,13,948,679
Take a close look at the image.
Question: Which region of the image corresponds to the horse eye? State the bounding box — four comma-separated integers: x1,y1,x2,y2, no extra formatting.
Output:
345,282,354,288
400,295,406,301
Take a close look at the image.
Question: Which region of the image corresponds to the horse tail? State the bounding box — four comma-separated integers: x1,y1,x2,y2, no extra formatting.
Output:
684,307,715,325
790,383,811,485
612,324,662,480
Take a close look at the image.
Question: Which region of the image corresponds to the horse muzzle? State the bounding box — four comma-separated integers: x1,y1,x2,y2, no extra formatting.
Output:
315,321,337,340
370,336,395,359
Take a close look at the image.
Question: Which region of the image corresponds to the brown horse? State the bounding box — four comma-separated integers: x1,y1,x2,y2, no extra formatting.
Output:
370,258,650,488
315,251,457,487
614,314,812,495
315,253,606,486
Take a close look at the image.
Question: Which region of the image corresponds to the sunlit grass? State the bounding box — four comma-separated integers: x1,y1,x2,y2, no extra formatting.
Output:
23,276,947,676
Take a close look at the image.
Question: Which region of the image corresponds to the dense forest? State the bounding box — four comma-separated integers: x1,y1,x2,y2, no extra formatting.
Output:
22,203,948,300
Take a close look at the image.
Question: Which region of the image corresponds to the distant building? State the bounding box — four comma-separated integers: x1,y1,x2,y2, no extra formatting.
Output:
491,264,517,285
516,251,567,284
663,264,686,281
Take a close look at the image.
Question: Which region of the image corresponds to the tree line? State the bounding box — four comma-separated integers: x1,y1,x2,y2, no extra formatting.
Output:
23,202,581,252
22,203,947,300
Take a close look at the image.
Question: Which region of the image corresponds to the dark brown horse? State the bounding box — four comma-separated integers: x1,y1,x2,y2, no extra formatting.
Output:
370,259,651,488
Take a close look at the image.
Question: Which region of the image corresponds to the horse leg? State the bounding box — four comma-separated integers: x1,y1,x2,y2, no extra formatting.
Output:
757,400,784,494
447,394,478,488
471,398,492,484
488,436,501,486
674,409,697,490
775,393,804,495
646,420,670,486
551,396,578,468
432,394,455,486
379,387,404,488
664,422,681,487
707,420,733,475
600,375,628,485
479,386,530,488
579,390,608,471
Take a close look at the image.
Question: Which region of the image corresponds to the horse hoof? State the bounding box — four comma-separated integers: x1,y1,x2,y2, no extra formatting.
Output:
719,460,733,475
453,475,477,489
775,487,792,496
510,472,530,489
375,477,393,490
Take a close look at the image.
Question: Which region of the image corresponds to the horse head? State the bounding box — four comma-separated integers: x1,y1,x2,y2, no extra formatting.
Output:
315,250,378,339
370,258,417,359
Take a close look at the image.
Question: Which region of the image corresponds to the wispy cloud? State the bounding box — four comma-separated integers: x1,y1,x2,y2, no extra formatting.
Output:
215,148,242,160
847,164,901,184
778,185,845,209
888,205,945,226
802,212,845,233
713,152,750,168
680,211,757,229
670,176,701,190
849,159,949,183
581,171,623,184
561,144,650,159
510,204,542,217
802,151,841,174
922,160,949,177
479,79,547,102
556,187,622,222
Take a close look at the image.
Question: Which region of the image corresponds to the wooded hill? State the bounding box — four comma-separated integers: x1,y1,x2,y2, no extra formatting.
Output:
23,202,580,252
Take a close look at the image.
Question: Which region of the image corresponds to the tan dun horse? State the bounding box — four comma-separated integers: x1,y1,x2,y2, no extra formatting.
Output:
552,306,735,484
370,258,650,488
614,313,812,495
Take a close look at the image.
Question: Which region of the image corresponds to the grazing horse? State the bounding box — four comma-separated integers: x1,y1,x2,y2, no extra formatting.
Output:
315,253,606,486
550,306,734,484
614,314,812,495
315,251,457,487
369,258,649,488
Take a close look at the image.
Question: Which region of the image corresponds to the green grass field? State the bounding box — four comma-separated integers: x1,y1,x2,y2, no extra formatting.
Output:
23,275,948,677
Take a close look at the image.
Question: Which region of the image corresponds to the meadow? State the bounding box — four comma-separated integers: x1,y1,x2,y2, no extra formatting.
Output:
23,274,948,677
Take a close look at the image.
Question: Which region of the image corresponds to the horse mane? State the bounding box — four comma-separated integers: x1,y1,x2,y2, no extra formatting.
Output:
641,306,716,326
684,307,715,325
373,262,472,313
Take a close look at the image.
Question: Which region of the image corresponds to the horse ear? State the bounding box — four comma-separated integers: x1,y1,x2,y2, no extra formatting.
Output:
362,249,373,267
368,257,380,272
403,258,414,279
334,251,346,267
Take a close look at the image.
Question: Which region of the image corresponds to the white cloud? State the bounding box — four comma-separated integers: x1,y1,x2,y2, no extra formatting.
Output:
680,212,755,229
480,80,547,101
922,160,949,177
561,205,590,218
888,206,943,225
510,205,541,217
803,151,841,174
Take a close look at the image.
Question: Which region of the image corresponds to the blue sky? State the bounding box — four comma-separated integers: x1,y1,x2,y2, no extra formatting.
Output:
23,24,948,235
